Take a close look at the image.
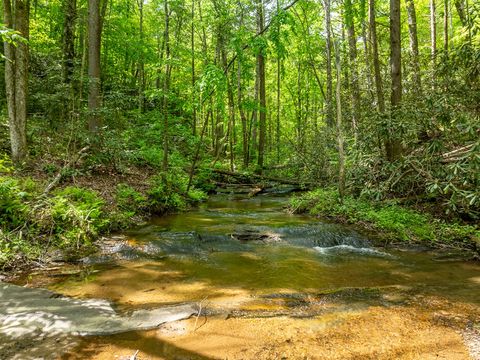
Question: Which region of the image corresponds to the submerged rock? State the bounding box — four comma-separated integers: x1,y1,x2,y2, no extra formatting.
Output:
230,229,281,243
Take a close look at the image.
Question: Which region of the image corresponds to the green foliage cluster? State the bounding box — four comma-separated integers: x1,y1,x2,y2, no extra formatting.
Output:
348,75,480,220
148,171,207,214
0,155,208,268
290,189,479,248
115,183,148,217
0,177,109,268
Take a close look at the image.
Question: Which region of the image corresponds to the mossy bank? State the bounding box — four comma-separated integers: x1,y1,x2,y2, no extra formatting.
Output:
0,171,208,270
290,189,480,254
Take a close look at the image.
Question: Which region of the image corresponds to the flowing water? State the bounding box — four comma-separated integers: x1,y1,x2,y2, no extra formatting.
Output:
9,194,480,359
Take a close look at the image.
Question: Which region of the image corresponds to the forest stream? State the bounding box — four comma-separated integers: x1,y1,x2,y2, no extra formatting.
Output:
1,192,480,359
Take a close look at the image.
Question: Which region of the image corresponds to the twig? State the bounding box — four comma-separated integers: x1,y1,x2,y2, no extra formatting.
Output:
193,296,208,332
43,146,90,196
129,350,139,360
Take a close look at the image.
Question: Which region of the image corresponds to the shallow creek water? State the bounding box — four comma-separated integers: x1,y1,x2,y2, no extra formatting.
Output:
10,194,480,359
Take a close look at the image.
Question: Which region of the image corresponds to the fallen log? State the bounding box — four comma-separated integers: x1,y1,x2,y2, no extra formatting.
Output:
213,169,315,187
43,146,90,196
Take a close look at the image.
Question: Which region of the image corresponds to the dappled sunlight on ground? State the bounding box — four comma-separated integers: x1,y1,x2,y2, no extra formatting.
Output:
67,301,478,360
4,195,479,359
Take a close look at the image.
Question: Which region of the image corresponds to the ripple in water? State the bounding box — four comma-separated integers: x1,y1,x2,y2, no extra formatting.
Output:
313,244,393,258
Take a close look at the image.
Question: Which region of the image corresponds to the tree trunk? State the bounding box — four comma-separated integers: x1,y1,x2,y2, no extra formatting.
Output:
62,0,77,83
405,0,422,93
162,0,170,171
78,15,87,107
138,0,145,113
237,61,249,169
443,0,448,54
191,0,196,135
276,0,281,163
454,0,467,26
334,39,345,201
251,60,259,164
345,0,360,143
256,0,266,173
324,0,333,127
88,0,102,133
3,0,30,164
430,0,437,85
369,0,385,113
360,0,373,101
387,0,402,161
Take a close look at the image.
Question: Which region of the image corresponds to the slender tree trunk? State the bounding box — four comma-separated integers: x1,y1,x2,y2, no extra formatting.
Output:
191,0,196,135
3,0,30,164
251,60,259,164
454,0,467,26
88,0,102,133
333,39,345,201
276,0,281,163
369,0,385,113
256,0,266,172
296,62,302,149
443,0,449,54
430,0,437,85
237,62,249,168
226,74,235,172
79,16,87,107
360,0,373,101
324,0,333,127
345,0,360,143
137,0,145,113
162,0,170,171
387,0,402,161
63,0,77,83
406,0,422,93
213,33,223,158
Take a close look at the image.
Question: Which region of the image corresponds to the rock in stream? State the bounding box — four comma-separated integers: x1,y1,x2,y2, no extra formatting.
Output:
0,282,196,338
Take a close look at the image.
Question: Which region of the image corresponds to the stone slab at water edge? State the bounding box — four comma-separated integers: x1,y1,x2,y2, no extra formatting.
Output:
0,282,196,337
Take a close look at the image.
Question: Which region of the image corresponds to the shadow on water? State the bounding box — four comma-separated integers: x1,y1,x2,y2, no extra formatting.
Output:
42,194,480,308
6,194,479,359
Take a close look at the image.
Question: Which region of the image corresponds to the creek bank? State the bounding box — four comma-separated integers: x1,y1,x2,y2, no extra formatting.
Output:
68,301,480,360
290,188,480,257
0,167,208,272
3,193,480,359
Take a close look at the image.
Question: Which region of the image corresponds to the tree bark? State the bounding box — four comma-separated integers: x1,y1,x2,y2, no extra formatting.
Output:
430,0,437,85
256,0,266,173
443,0,449,54
334,39,345,201
88,0,102,133
344,0,360,143
191,0,196,135
405,0,422,93
237,61,249,169
360,0,373,101
3,0,30,164
162,0,171,171
388,0,402,161
137,0,145,113
276,0,281,163
62,0,77,84
369,0,385,113
324,0,333,127
454,0,467,26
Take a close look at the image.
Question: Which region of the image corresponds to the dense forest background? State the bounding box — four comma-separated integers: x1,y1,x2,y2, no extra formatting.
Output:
1,0,479,266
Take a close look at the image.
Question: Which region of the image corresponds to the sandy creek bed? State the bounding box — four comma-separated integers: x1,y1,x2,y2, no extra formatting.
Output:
1,194,479,359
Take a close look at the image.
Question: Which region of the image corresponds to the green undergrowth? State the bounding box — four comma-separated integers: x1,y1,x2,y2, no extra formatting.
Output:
0,171,207,269
290,188,480,249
